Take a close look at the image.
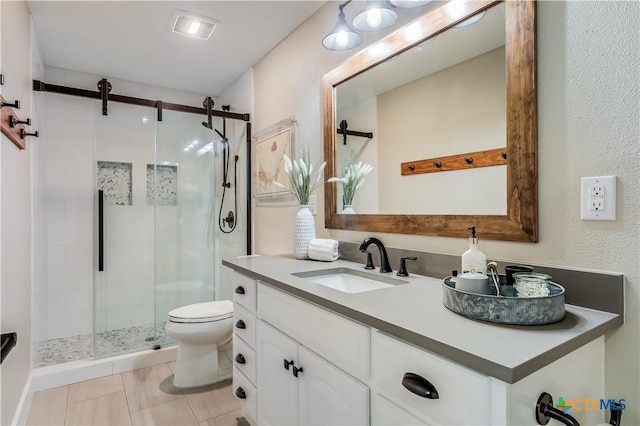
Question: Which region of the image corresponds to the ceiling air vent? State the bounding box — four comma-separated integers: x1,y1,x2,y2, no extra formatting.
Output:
171,10,218,40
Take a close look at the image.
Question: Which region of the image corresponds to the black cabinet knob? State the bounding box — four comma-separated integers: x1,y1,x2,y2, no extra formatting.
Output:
235,286,245,295
235,387,246,399
283,359,294,370
292,365,303,377
402,372,439,399
235,353,246,364
235,320,246,329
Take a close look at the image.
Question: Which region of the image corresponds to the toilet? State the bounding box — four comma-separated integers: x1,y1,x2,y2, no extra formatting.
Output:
165,299,233,388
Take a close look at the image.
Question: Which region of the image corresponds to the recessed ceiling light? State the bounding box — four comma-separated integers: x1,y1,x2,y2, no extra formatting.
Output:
171,10,218,40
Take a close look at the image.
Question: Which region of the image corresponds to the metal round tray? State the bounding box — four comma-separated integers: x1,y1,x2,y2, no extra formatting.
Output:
442,275,565,325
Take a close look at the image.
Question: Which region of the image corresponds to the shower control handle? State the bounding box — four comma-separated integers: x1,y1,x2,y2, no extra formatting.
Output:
235,387,246,399
235,320,246,329
235,353,246,364
235,286,245,295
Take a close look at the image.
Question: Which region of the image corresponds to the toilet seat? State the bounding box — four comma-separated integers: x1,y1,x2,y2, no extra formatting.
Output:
168,300,233,323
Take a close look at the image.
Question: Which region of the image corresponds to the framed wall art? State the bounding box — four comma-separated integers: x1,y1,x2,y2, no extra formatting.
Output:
253,116,297,203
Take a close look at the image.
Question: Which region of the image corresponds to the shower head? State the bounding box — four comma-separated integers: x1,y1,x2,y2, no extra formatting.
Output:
201,121,212,129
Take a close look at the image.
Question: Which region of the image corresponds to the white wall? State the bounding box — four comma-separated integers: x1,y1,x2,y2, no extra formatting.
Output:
252,1,640,423
216,69,253,301
1,1,34,424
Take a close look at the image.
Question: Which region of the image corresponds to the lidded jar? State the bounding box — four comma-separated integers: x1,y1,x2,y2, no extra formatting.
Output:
512,272,552,297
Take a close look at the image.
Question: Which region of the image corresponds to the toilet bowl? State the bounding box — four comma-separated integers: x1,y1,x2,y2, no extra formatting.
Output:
165,299,233,388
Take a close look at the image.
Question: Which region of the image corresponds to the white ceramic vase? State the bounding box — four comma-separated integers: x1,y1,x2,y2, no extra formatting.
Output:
342,205,355,214
294,205,316,259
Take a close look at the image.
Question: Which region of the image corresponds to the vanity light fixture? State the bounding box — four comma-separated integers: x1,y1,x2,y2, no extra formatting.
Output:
171,10,218,40
352,1,398,32
323,0,431,51
322,1,363,51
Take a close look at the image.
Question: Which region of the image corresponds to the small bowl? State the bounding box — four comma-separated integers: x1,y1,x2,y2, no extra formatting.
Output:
504,265,534,285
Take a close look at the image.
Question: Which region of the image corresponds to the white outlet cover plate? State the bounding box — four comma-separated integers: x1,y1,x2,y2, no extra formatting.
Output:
581,175,616,221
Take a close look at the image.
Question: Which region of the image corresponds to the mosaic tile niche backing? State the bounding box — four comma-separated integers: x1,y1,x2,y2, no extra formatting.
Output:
97,161,133,205
147,164,178,206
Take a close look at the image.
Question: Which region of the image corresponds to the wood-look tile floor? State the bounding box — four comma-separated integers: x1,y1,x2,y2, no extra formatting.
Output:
27,362,248,426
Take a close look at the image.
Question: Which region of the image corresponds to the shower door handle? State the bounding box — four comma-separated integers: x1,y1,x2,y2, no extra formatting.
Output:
98,190,104,271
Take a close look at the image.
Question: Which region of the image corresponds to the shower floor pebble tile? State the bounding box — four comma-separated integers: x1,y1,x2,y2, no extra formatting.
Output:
34,323,172,367
27,362,246,426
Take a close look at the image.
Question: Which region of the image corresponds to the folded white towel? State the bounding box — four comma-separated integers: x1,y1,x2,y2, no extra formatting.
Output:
308,239,339,262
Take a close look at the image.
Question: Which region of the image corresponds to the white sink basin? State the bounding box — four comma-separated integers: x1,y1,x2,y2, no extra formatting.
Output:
292,268,408,293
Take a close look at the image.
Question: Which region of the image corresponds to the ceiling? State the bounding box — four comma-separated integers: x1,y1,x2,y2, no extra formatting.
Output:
27,1,327,96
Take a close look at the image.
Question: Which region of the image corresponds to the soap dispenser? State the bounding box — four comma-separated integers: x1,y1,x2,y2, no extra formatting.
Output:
461,227,487,274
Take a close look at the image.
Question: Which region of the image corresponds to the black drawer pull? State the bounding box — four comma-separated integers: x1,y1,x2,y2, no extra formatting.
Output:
235,320,246,329
402,372,439,399
235,286,245,295
235,353,246,364
293,365,303,377
235,387,246,399
284,359,294,370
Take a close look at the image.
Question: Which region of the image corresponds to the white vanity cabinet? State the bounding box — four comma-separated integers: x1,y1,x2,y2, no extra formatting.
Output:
256,320,369,425
228,266,608,426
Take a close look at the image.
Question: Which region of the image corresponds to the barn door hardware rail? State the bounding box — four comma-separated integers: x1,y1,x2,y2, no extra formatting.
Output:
336,119,373,145
401,147,507,176
33,79,251,122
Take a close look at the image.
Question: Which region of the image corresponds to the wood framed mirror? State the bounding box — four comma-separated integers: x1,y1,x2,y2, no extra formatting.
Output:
323,0,537,242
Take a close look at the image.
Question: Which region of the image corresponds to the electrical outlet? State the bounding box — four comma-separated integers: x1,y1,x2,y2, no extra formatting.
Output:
309,194,317,215
581,176,616,221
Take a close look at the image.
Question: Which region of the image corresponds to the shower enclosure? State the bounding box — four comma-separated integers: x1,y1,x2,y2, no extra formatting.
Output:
32,86,250,366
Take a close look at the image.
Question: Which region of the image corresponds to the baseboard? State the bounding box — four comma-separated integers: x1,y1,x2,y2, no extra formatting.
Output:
11,371,34,426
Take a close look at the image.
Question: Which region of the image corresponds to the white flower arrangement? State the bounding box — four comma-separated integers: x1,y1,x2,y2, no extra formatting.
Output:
328,160,373,206
274,153,327,205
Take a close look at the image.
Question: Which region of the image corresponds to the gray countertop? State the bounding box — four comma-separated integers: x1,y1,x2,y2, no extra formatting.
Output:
222,255,622,383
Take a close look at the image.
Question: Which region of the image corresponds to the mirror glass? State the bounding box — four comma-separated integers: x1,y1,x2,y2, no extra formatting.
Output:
323,0,538,242
334,3,505,215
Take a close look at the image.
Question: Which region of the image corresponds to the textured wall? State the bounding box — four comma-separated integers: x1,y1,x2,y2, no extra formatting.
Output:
1,1,34,424
253,1,640,422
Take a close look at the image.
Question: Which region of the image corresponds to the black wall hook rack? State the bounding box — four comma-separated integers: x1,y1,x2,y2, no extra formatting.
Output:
336,119,373,145
9,116,31,128
20,129,39,139
1,99,20,109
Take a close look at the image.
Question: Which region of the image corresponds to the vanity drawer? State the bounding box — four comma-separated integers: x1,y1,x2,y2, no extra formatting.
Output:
233,334,257,385
258,283,370,381
371,331,490,425
234,303,256,348
233,366,257,423
233,272,257,312
372,393,430,425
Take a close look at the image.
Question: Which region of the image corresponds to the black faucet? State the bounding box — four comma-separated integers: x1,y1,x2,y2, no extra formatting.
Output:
359,237,392,273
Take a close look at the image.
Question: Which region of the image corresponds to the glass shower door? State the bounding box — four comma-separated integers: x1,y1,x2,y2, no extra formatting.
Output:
153,110,216,344
94,103,157,357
